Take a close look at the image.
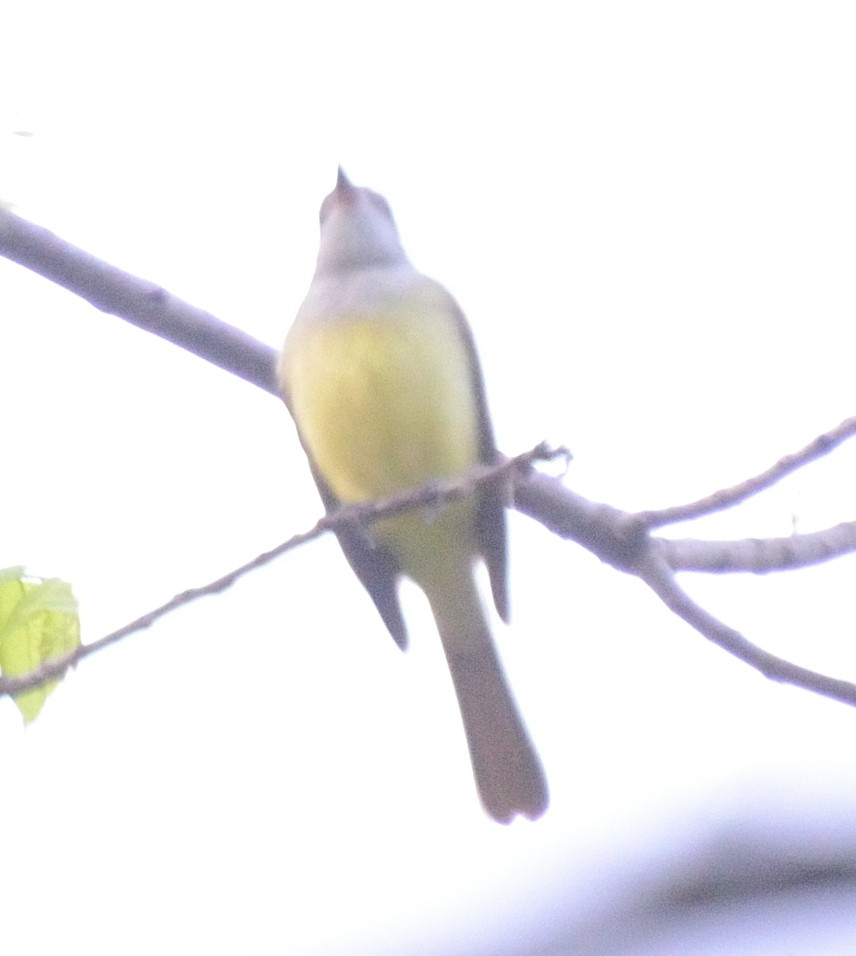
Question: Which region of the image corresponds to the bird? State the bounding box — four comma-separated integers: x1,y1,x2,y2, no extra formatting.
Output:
277,169,548,823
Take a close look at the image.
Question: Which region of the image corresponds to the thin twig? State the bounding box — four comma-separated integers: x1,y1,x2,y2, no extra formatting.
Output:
661,522,856,573
640,552,856,708
638,415,856,529
0,443,561,698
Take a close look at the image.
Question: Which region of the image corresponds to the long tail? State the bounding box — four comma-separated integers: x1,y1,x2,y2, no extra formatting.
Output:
429,573,548,823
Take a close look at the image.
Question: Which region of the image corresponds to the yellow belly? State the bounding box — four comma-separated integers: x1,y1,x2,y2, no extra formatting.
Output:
282,305,481,580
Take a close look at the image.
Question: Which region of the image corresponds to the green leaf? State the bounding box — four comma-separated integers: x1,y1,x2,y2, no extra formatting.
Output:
0,567,81,722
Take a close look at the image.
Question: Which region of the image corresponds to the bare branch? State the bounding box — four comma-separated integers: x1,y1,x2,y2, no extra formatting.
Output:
663,522,856,572
639,551,856,708
513,472,650,570
512,477,856,707
0,206,277,393
639,415,856,529
0,443,561,699
5,206,856,723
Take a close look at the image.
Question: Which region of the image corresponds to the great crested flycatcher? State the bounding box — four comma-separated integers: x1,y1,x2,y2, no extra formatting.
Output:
278,170,548,822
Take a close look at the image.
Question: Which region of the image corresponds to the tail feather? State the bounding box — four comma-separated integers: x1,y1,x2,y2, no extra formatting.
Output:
431,577,548,823
442,641,548,823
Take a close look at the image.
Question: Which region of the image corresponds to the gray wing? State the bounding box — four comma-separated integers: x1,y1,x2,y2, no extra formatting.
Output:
446,295,510,624
306,456,409,649
280,378,408,649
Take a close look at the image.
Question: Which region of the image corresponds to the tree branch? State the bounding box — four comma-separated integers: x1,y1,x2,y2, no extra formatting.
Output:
0,206,277,393
663,522,856,573
0,444,560,698
638,414,856,528
5,207,856,719
639,551,856,708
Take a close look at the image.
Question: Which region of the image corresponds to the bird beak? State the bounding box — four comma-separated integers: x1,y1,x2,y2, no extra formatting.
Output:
336,167,353,192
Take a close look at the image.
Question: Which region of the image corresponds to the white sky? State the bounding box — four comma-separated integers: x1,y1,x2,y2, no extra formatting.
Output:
2,2,856,954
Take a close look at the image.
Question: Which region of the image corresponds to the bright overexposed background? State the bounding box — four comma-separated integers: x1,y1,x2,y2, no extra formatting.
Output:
3,3,856,954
